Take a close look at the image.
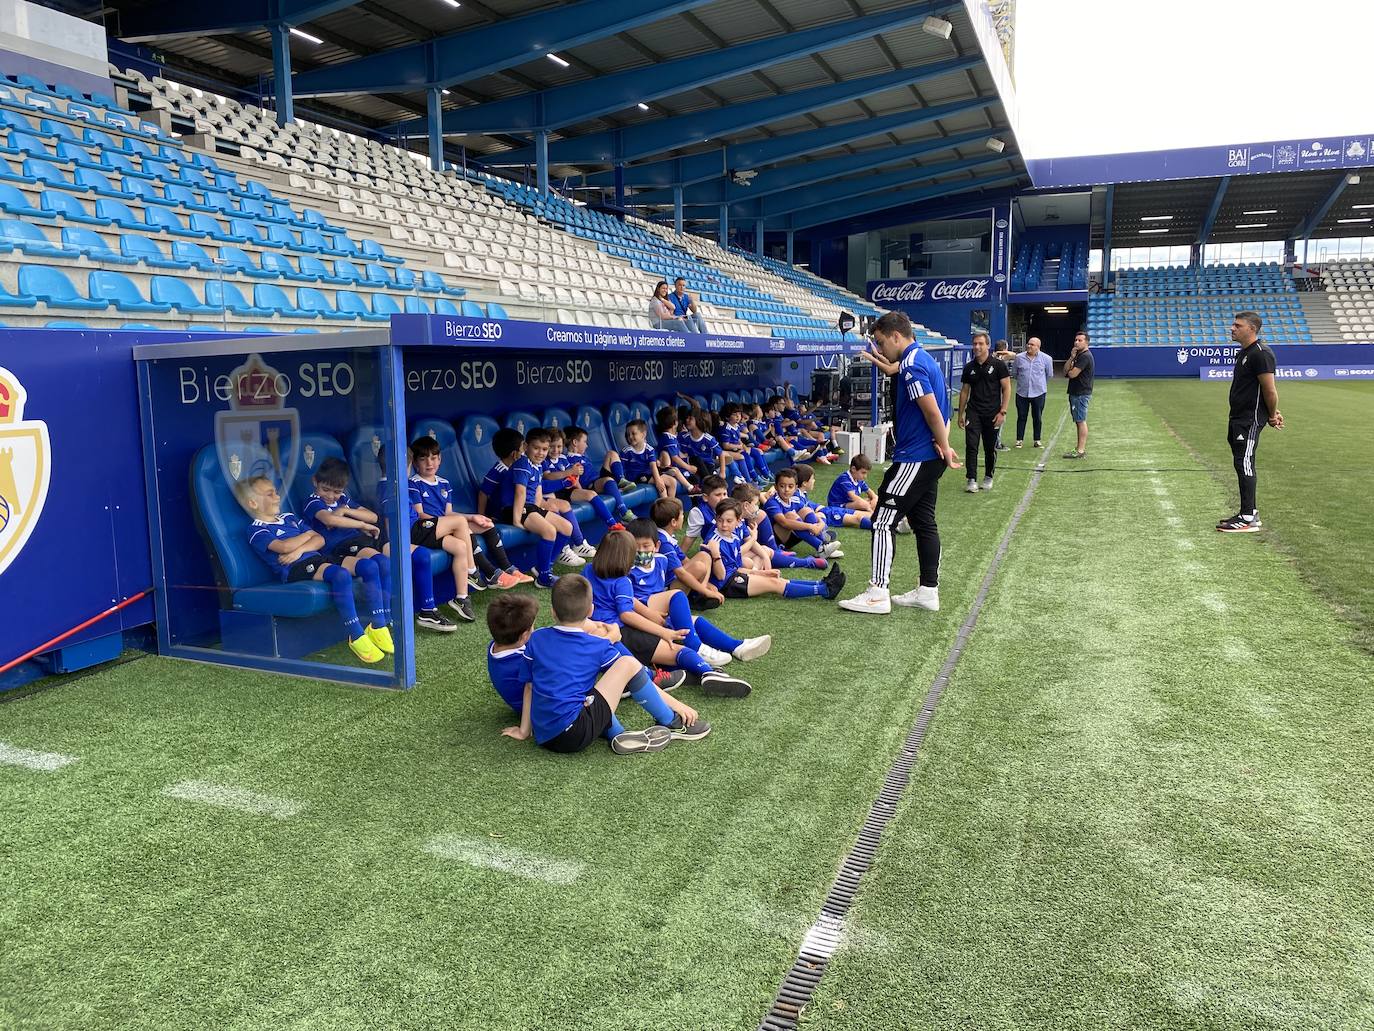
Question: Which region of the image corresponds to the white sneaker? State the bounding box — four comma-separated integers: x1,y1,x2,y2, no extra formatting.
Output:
820,539,844,558
895,520,913,535
697,644,734,667
572,541,598,559
838,584,891,614
980,476,993,491
733,635,772,661
558,546,586,567
965,480,979,493
892,585,939,611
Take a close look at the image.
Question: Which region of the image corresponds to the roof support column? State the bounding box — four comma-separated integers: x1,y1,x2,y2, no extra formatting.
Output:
755,219,765,257
718,203,729,248
673,184,684,235
785,229,794,266
270,23,294,127
1101,184,1114,288
535,130,550,195
427,87,444,172
1196,175,1231,253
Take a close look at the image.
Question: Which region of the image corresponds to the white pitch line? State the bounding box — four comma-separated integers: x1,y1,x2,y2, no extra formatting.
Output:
1165,515,1183,528
1199,593,1230,614
421,834,583,885
0,741,78,772
162,779,304,820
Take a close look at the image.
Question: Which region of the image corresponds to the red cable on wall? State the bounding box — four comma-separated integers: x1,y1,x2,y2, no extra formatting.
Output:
0,589,153,675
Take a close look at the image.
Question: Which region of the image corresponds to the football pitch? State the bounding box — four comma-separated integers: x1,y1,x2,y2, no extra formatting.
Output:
2,379,1372,1031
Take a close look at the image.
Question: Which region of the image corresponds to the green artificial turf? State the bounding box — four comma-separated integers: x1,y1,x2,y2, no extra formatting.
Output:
0,449,1048,1031
805,383,1374,1030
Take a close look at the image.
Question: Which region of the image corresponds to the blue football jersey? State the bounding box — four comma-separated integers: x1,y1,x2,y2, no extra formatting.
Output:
302,491,359,550
712,527,745,581
524,626,626,745
511,455,544,504
584,567,636,624
486,642,531,715
376,477,419,527
247,513,322,581
827,471,869,508
683,432,723,463
628,553,672,602
619,444,656,480
479,460,516,509
657,528,687,573
410,474,452,518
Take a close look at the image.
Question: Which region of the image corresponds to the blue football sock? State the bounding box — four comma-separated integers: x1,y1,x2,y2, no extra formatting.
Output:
860,516,872,530
783,578,825,598
771,550,816,569
589,493,617,525
536,536,556,575
628,671,676,725
795,530,826,552
324,565,365,638
694,616,742,653
372,553,392,621
609,459,626,481
410,549,437,610
353,557,387,628
601,479,627,511
604,711,627,740
567,518,586,546
665,591,704,651
675,646,714,677
755,518,778,549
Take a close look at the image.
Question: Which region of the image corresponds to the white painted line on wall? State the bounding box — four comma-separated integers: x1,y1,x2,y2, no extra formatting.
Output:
0,741,78,772
421,834,583,885
162,779,304,820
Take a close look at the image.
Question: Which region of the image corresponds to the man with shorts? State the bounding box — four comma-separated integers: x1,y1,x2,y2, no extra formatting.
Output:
1217,311,1283,533
1063,330,1093,459
839,311,962,615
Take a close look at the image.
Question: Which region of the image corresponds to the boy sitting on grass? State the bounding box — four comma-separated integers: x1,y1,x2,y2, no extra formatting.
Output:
650,497,723,610
731,482,827,570
238,474,391,663
499,575,708,755
765,468,842,558
828,453,879,515
793,464,873,530
308,455,455,633
706,499,845,601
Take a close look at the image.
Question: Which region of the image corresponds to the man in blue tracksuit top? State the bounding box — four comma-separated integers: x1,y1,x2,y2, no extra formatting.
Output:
669,277,707,334
839,311,962,616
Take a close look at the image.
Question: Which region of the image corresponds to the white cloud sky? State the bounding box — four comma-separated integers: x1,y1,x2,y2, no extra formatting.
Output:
1013,0,1373,159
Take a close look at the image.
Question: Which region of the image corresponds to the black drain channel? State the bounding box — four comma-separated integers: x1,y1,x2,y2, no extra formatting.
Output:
758,413,1068,1030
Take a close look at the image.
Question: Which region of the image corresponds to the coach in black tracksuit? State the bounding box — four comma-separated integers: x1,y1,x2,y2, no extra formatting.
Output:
1218,310,1283,533
957,332,1011,493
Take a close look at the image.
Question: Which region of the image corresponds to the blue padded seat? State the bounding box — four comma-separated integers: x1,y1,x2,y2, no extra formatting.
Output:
89,269,171,312
289,433,354,511
627,402,657,446
371,294,401,319
41,189,105,224
334,290,378,320
121,234,189,269
145,206,201,237
0,182,42,217
20,264,108,310
95,198,144,230
434,298,460,315
189,445,335,619
253,282,311,318
460,300,485,318
542,407,574,433
0,218,75,257
606,402,634,451
151,275,216,313
218,245,274,278
503,411,541,436
708,393,725,411
206,279,271,317
455,414,535,551
62,226,135,264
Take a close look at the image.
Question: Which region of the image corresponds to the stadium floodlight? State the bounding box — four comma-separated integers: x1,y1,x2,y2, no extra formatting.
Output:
986,137,1005,153
1235,223,1269,229
1352,204,1374,209
546,53,570,67
1138,228,1170,234
1348,173,1362,185
1242,209,1278,215
289,27,323,44
1337,217,1372,223
442,89,451,95
1044,305,1068,313
637,103,649,111
438,0,460,7
1140,215,1173,221
922,16,954,39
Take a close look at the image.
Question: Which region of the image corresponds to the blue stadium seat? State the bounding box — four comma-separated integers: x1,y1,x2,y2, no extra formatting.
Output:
362,262,390,288
460,300,485,318
298,287,345,319
0,278,37,307
20,264,108,309
606,402,633,451
0,218,74,257
434,298,460,315
361,238,400,264
170,240,218,270
418,270,445,294
371,294,401,320
573,406,614,473
94,198,144,230
121,234,189,269
189,213,238,240
151,276,216,314
144,206,200,238
403,295,430,314
253,282,311,318
262,251,306,280
121,177,167,207
333,291,374,320
504,411,542,436
298,255,348,285
206,280,271,317
263,223,296,249
542,407,574,432
89,269,171,312
287,433,353,508
24,157,83,193
487,302,510,320
332,259,363,284
346,425,388,510
40,189,105,225
6,132,52,160
218,245,274,278
73,167,125,197
0,182,42,217
62,226,134,264
627,402,657,446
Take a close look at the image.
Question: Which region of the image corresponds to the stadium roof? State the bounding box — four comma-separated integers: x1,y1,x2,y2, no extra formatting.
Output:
67,0,1027,228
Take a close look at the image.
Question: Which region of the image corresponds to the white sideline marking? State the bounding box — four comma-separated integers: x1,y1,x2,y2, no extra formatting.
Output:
163,779,304,820
798,913,846,961
422,834,583,885
1165,515,1183,529
1175,538,1196,551
0,741,78,772
1223,641,1256,662
1199,593,1229,614
1182,561,1205,575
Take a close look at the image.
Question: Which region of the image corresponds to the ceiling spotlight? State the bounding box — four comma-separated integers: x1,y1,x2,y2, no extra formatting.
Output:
1140,214,1173,221
1139,228,1170,235
985,137,1004,153
1235,223,1269,229
442,89,451,95
546,53,570,67
922,15,953,39
637,102,649,111
289,27,323,44
439,0,460,7
1348,173,1362,185
1242,209,1277,215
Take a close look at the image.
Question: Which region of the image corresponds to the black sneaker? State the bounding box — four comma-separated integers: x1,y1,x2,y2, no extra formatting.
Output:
1216,511,1242,528
446,596,476,622
610,729,669,755
822,562,847,599
688,591,722,612
667,716,712,742
1217,516,1262,533
700,669,751,698
416,608,457,633
467,569,487,593
653,668,688,692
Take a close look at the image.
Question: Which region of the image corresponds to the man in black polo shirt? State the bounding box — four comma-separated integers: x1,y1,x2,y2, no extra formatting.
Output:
957,332,1011,492
1218,310,1283,533
1063,331,1094,459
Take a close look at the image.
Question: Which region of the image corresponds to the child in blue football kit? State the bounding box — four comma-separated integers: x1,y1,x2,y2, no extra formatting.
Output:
522,428,597,568
793,464,873,530
478,427,574,589
544,428,630,529
310,455,457,633
655,407,697,496
499,575,709,755
237,474,390,664
718,402,772,485
563,426,635,520
730,482,827,570
765,468,842,557
650,496,723,609
586,531,752,698
682,475,729,553
827,453,878,515
706,499,846,601
626,519,771,668
617,419,669,498
679,407,729,481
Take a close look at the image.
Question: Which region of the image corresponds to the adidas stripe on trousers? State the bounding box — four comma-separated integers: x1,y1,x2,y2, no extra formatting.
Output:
870,459,945,590
1228,416,1265,516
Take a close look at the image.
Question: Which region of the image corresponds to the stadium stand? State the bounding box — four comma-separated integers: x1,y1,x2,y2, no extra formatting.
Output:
1086,262,1314,345
1010,237,1086,292
1318,260,1374,342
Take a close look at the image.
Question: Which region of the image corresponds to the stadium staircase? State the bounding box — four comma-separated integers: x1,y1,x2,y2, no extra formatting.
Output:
1086,262,1313,345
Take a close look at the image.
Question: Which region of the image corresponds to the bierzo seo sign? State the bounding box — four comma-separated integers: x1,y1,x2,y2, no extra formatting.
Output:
868,277,992,305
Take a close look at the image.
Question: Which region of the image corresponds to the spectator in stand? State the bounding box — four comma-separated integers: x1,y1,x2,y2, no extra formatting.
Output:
648,281,689,332
997,337,1055,449
670,277,708,334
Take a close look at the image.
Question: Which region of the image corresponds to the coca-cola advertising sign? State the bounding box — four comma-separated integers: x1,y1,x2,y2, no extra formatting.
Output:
867,277,992,305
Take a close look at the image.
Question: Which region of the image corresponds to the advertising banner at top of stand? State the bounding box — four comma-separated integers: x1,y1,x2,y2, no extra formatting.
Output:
866,277,994,305
1026,133,1374,188
389,314,866,356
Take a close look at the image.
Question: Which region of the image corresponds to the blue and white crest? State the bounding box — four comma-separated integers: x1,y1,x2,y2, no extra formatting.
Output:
214,354,300,497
